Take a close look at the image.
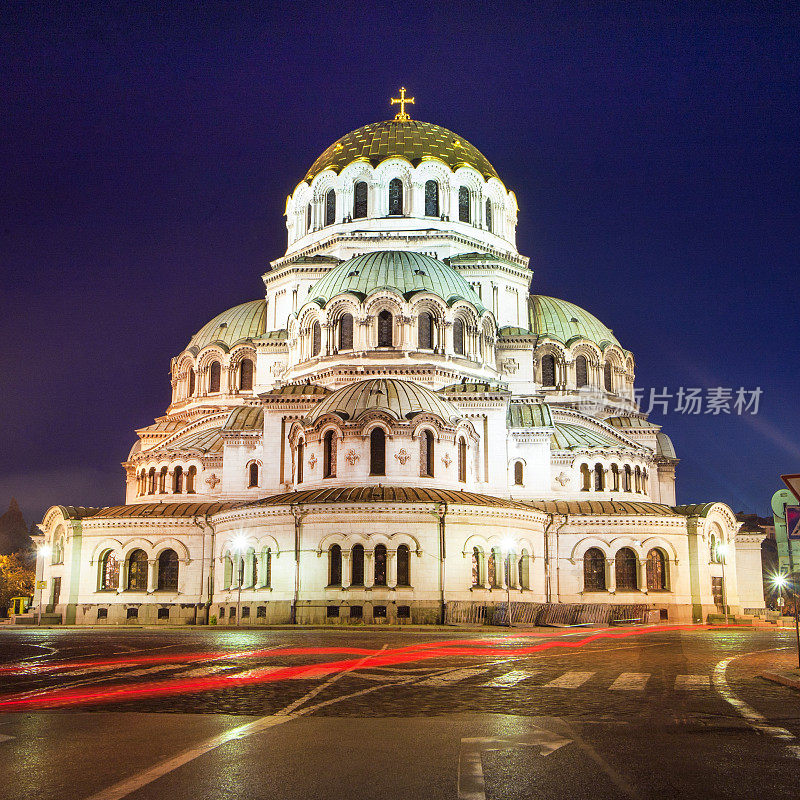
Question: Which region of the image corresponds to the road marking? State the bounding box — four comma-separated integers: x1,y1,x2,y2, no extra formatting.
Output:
713,651,800,760
121,665,188,678
674,674,710,690
542,671,594,689
174,665,240,678
0,733,14,743
609,672,649,691
418,667,490,687
482,669,538,688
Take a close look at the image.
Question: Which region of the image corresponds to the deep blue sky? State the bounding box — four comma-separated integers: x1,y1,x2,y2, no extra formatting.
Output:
1,3,798,524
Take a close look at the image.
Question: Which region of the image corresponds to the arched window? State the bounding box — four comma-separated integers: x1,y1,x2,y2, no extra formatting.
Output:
611,464,620,491
188,368,195,397
138,470,146,495
514,461,524,486
100,551,119,590
374,544,387,586
127,549,148,591
424,180,439,216
541,354,556,387
306,203,312,231
458,437,467,483
471,547,481,587
297,440,304,484
338,313,353,350
604,361,613,392
488,548,500,587
239,358,254,391
485,199,493,232
458,186,470,222
584,548,606,591
173,466,183,494
453,318,465,355
642,469,648,494
420,430,434,477
324,188,336,226
261,548,272,588
209,361,221,393
186,466,196,494
223,554,233,589
634,466,641,493
646,549,667,590
623,465,632,492
323,430,336,478
248,462,259,488
378,309,393,347
518,550,530,589
52,537,64,564
575,355,588,388
580,464,591,491
353,181,367,219
418,311,433,350
329,544,342,585
594,463,605,491
158,466,168,494
397,544,411,586
351,544,365,586
312,321,321,357
388,177,403,215
370,427,386,476
157,549,179,591
615,548,638,590
148,467,156,494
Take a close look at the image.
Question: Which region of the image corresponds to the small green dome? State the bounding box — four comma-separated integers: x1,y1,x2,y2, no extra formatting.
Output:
308,251,485,312
187,299,266,351
306,378,458,424
304,119,500,183
529,295,622,351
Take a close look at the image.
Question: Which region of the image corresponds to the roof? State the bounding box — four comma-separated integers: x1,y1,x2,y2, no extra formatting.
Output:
498,326,534,337
519,500,680,517
656,432,677,459
90,503,234,520
222,406,264,432
551,421,636,452
187,299,266,351
306,378,458,425
508,403,553,429
303,119,500,182
673,503,717,518
54,506,104,521
136,419,186,435
529,295,622,351
307,250,485,312
163,427,224,454
605,416,658,430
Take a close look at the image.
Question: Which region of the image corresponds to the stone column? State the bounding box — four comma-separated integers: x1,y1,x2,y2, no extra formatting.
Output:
606,559,616,593
388,551,397,588
637,560,648,593
147,560,157,593
364,551,374,589
342,550,351,588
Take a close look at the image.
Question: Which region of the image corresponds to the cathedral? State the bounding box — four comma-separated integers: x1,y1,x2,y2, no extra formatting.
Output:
37,93,765,626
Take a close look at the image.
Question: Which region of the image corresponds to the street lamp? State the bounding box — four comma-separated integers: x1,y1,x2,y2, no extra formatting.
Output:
501,537,515,628
36,544,52,626
772,572,800,669
717,542,729,625
231,535,248,627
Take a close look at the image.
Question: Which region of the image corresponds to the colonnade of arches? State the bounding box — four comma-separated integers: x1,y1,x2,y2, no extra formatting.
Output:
582,546,668,592
536,349,633,395
136,465,198,497
327,542,412,588
97,548,180,593
220,547,273,591
579,462,649,494
172,355,255,404
470,546,531,590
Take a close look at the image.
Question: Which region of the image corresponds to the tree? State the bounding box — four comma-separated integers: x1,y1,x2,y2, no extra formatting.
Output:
0,499,32,555
0,554,35,617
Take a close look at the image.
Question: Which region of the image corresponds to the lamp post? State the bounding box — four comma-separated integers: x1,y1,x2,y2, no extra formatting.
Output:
717,542,729,625
231,535,248,627
773,573,800,669
501,537,514,628
36,544,52,626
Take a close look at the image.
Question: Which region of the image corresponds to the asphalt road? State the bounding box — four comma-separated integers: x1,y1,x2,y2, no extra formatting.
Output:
0,625,798,800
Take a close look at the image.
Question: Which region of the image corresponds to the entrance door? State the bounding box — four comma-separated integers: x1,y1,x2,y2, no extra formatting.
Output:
50,576,62,612
711,577,723,610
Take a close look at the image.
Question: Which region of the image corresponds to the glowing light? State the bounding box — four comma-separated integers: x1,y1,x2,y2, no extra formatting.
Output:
500,537,515,555
231,534,248,553
772,573,788,589
38,544,52,558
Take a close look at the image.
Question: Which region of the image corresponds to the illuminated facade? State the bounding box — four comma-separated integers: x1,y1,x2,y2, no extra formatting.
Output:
38,104,765,625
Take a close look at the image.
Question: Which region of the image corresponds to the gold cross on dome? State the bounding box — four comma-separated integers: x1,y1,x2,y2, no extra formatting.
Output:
391,87,415,120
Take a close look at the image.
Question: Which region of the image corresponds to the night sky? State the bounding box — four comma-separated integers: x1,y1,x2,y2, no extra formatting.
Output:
2,3,798,525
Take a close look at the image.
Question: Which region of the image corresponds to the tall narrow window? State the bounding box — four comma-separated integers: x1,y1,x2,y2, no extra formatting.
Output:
646,549,666,590
339,313,353,350
615,548,638,590
424,180,439,216
353,181,367,219
458,437,467,483
388,178,403,215
262,548,272,588
378,309,393,347
100,552,119,590
306,203,312,231
604,362,613,392
370,428,386,476
248,462,259,488
297,440,304,483
127,549,148,591
323,430,336,478
148,467,156,494
186,466,196,494
584,548,606,591
485,199,493,232
514,461,523,486
541,354,556,387
374,544,387,586
329,544,342,585
312,321,321,356
239,358,254,391
173,466,183,494
324,189,335,226
642,469,648,493
397,544,411,586
418,311,433,349
453,318,465,356
157,549,179,591
188,369,195,397
623,465,632,492
611,464,620,491
581,464,591,491
575,355,588,388
209,361,221,393
488,548,499,587
471,547,481,587
518,550,530,590
420,430,434,477
158,466,167,494
351,544,365,586
458,186,470,222
594,463,605,491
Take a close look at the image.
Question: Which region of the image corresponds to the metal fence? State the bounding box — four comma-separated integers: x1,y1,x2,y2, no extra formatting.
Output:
445,601,652,627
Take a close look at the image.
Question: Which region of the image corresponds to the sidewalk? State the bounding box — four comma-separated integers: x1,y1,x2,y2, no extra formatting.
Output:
761,669,800,691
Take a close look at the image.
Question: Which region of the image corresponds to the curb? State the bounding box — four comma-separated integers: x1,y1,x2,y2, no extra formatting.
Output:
761,671,800,691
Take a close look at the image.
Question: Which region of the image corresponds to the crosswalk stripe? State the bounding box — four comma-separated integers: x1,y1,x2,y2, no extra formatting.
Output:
482,670,539,688
418,668,490,687
122,665,188,678
609,672,650,691
541,671,595,689
675,674,710,690
58,666,126,677
175,665,240,678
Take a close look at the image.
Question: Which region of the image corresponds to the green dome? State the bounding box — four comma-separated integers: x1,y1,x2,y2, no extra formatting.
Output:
304,119,500,183
187,299,266,351
308,251,485,312
528,295,622,351
306,378,458,425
